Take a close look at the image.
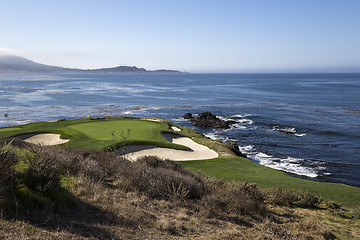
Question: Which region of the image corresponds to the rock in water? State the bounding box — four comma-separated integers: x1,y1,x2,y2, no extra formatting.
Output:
183,113,193,119
185,112,236,129
228,142,247,158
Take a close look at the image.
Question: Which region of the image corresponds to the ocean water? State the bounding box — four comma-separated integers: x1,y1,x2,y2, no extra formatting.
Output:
1,73,359,187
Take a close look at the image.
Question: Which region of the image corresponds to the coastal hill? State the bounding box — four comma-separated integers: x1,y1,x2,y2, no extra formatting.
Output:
0,117,359,239
0,55,182,73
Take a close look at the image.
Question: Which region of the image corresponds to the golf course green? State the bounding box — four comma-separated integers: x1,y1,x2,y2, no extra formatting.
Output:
1,117,359,208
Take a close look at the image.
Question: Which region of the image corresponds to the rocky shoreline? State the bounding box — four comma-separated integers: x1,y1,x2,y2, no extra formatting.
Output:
184,112,246,158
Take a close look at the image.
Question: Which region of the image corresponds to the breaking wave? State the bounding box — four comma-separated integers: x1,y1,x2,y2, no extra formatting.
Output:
239,145,321,178
272,126,306,137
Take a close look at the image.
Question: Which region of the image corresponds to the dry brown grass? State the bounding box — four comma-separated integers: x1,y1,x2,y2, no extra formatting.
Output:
1,138,358,239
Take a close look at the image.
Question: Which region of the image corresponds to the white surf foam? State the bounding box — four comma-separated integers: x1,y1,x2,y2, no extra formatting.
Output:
254,154,318,178
237,118,254,124
239,144,319,178
233,124,247,129
230,114,252,118
272,125,306,137
203,132,230,142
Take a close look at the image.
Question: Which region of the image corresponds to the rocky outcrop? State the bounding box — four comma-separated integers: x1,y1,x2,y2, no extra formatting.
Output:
183,112,236,129
228,142,247,158
183,113,192,119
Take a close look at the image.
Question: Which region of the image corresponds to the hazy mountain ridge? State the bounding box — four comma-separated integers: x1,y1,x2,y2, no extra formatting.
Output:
0,55,182,73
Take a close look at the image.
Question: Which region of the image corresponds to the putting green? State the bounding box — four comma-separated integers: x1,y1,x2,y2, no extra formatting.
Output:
67,119,168,141
0,127,22,133
0,118,187,151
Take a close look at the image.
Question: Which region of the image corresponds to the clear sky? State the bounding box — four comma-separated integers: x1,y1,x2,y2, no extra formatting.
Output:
1,0,360,72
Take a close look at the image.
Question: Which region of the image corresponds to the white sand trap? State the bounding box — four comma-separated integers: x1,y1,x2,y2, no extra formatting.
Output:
19,133,69,146
170,126,181,132
141,118,163,122
118,133,218,161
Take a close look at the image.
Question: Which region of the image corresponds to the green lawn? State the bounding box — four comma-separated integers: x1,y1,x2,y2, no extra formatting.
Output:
0,117,187,151
180,157,360,208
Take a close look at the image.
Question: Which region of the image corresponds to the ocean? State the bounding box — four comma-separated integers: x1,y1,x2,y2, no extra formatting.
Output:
1,73,359,187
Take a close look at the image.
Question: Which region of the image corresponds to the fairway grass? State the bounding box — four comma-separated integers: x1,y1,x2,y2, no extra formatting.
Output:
180,157,360,208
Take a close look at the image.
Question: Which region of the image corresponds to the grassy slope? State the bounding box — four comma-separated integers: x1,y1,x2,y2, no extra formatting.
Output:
180,157,360,208
1,117,359,208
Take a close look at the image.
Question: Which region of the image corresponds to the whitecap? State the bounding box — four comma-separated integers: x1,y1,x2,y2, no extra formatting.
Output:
249,152,319,178
237,118,254,124
203,132,230,142
217,116,235,122
238,145,256,154
232,124,247,129
203,132,219,140
231,114,253,118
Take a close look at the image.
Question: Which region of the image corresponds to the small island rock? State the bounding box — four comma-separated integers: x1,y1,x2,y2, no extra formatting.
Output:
183,113,193,119
184,112,236,129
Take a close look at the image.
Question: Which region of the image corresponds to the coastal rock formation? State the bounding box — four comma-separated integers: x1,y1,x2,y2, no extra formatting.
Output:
183,112,236,129
228,142,247,158
183,113,192,119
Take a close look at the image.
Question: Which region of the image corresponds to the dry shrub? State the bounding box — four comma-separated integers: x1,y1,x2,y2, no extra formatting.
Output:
291,221,337,240
326,201,346,217
0,141,18,195
267,187,322,208
352,206,360,219
118,156,205,200
22,156,60,193
200,178,265,217
256,221,292,239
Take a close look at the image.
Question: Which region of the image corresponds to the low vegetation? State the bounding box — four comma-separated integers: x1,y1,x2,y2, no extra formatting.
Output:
180,157,360,208
1,117,360,239
1,138,359,239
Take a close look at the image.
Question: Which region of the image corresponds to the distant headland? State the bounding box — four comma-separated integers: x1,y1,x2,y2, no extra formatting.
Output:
0,55,184,74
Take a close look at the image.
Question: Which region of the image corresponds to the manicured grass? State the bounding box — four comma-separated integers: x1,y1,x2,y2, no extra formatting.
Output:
0,117,187,151
180,157,360,208
0,127,22,132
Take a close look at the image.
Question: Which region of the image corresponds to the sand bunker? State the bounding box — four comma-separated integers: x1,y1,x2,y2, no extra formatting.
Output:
141,118,163,122
18,133,69,146
118,133,218,161
170,126,181,132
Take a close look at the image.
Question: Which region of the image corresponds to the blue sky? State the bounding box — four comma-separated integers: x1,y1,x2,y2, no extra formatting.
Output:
1,0,360,72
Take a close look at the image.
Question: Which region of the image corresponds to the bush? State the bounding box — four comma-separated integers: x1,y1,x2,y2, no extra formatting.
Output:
351,206,360,219
266,187,322,208
200,179,265,217
22,156,60,193
0,142,18,195
327,201,346,217
296,191,323,208
118,156,205,200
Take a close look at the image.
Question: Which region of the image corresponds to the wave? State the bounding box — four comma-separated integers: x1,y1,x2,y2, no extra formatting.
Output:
237,118,254,124
204,132,232,142
239,144,320,178
218,115,254,128
230,114,253,118
272,125,306,137
232,124,247,129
